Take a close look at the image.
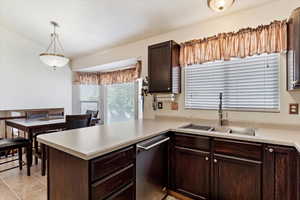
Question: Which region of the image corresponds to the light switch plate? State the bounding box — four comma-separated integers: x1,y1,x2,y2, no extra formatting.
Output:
289,103,299,115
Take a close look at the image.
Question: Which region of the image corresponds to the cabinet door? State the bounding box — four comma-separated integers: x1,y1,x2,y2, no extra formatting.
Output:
213,155,262,200
263,145,297,200
148,41,172,93
172,146,211,200
298,153,300,200
106,183,135,200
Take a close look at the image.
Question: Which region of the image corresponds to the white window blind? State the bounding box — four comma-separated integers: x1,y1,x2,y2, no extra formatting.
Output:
185,53,279,111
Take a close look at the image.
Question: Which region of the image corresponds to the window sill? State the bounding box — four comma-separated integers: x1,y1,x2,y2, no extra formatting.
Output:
184,107,280,113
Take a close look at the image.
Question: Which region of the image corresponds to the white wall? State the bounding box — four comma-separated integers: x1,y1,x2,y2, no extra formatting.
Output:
72,0,300,125
0,25,72,113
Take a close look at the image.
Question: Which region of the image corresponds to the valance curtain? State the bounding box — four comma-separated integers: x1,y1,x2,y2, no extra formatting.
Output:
179,20,287,67
74,61,141,85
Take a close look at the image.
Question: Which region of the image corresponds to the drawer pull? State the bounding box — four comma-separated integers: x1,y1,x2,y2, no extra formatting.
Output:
205,157,209,161
214,159,218,163
268,148,274,153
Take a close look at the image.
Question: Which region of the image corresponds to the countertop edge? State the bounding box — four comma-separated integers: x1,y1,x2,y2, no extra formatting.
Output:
37,122,300,160
37,129,171,160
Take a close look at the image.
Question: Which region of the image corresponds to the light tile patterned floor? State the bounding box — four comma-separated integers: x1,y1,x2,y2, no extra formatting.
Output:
0,157,46,200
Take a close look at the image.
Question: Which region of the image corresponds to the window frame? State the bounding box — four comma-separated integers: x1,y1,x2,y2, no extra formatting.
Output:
78,80,142,124
80,100,99,115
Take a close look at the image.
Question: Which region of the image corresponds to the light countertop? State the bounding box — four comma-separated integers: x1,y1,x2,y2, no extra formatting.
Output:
37,118,300,160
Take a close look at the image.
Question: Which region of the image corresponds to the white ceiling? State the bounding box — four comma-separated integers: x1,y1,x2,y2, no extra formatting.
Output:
0,0,275,58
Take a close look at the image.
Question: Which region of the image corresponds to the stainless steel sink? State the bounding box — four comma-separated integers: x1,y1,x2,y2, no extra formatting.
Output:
181,124,256,136
210,127,231,133
228,127,256,136
181,124,213,131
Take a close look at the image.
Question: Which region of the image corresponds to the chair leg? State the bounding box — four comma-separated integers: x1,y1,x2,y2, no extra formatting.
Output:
34,138,38,165
41,144,46,176
26,145,31,176
18,147,22,170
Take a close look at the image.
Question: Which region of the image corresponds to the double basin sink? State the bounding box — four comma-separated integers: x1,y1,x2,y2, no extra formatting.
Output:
180,124,256,136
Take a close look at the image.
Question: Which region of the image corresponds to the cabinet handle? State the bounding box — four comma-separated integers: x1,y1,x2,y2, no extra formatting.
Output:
268,148,274,153
205,157,209,161
213,159,218,163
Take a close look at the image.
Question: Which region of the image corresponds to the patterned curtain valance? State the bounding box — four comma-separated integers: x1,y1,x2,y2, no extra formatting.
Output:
179,20,287,67
74,61,141,85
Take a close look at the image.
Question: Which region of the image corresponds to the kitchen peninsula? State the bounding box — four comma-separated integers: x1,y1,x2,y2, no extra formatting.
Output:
37,118,300,200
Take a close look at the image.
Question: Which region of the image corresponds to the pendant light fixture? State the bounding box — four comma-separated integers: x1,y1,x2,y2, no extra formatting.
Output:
39,21,69,69
207,0,235,12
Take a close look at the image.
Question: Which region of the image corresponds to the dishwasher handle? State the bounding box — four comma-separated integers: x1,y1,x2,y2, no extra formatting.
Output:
137,137,170,151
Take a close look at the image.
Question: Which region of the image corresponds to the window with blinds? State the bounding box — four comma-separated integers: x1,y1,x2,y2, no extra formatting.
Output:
185,53,279,111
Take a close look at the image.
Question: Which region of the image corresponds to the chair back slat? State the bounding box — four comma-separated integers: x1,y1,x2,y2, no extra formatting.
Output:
86,110,99,118
26,111,48,119
65,114,92,130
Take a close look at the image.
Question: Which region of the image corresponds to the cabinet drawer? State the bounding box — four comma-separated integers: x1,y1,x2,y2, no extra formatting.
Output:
213,139,262,161
173,133,210,151
106,182,135,200
91,164,134,200
91,146,135,182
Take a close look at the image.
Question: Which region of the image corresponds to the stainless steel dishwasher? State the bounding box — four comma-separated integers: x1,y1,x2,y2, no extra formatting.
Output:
136,135,169,200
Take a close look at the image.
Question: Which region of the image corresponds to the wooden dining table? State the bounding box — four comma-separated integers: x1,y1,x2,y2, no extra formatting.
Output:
5,117,66,166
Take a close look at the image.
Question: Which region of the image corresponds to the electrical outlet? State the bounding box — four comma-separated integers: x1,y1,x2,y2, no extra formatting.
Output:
289,103,299,115
171,102,179,110
158,102,163,109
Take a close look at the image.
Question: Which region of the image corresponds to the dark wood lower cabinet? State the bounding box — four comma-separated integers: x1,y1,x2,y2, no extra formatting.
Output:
172,146,211,200
48,148,89,200
213,155,262,200
47,132,300,200
171,134,300,200
298,153,300,200
106,182,135,200
263,145,297,200
47,146,136,200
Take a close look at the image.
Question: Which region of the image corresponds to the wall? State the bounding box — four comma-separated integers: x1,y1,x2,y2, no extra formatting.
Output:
0,25,72,113
72,0,300,125
0,25,72,136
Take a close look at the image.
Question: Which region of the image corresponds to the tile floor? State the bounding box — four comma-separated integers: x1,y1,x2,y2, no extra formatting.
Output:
0,157,46,200
0,156,177,200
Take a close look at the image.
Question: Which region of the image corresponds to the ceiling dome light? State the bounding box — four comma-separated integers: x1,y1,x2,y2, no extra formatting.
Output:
207,0,235,12
39,21,69,69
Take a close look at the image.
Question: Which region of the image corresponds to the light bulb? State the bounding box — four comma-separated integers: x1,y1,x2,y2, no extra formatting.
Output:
207,0,235,12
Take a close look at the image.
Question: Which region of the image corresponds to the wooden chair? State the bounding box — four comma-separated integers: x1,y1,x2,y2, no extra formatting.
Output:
31,111,63,166
86,110,98,118
26,111,48,120
0,137,31,176
65,114,92,130
38,114,92,176
86,110,99,126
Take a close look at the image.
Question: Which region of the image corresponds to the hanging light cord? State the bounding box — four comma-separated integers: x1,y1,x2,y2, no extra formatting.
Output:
44,22,65,55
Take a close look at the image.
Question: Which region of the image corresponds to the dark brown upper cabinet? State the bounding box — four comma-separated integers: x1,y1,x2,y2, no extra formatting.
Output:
287,7,300,90
148,40,181,93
